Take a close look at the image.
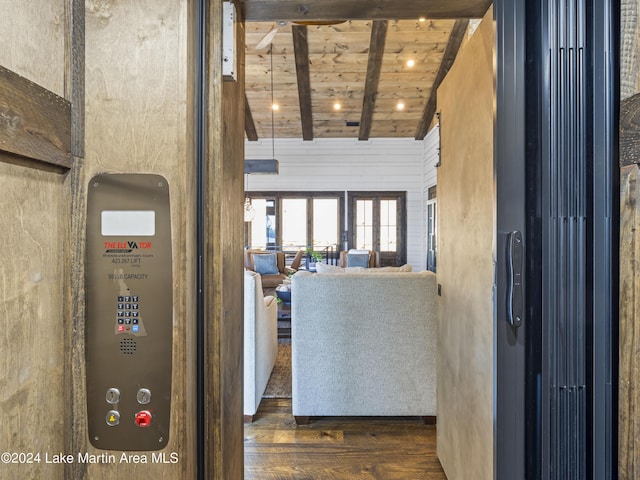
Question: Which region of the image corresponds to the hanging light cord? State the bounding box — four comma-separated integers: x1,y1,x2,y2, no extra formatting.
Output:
270,43,275,159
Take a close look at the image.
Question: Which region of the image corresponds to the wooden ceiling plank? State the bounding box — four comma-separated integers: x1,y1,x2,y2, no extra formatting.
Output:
292,24,314,140
239,0,492,21
359,20,388,141
244,93,259,141
414,19,469,140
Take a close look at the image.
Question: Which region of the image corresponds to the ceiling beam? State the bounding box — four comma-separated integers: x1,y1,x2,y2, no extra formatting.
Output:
244,93,258,141
359,20,387,141
292,25,314,140
238,0,492,22
414,19,469,140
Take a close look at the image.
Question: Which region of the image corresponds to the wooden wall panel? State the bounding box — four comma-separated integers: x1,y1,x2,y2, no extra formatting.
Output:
205,2,246,478
620,2,640,477
0,0,66,97
0,1,67,479
435,8,494,480
71,0,196,478
620,165,640,480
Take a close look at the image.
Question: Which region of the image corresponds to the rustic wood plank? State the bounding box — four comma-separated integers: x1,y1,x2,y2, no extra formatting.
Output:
0,65,72,168
292,24,314,140
415,19,469,140
65,0,84,158
245,398,446,480
245,93,259,140
620,165,640,480
206,1,246,478
621,93,640,166
359,20,388,141
64,0,86,479
239,0,492,21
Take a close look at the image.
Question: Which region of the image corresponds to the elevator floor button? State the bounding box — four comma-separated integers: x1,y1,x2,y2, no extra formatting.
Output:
105,388,120,404
137,388,151,404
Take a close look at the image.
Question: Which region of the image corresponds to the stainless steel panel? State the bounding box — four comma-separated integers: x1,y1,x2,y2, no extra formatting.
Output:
86,173,173,451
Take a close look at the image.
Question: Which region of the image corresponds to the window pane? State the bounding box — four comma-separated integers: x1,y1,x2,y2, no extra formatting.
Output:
249,199,268,248
356,200,373,250
380,199,397,252
282,199,307,249
313,198,339,249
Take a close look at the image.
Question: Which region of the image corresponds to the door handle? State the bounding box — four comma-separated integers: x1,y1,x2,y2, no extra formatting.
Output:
507,230,523,327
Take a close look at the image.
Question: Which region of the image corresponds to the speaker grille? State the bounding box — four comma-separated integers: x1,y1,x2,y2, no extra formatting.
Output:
120,337,137,355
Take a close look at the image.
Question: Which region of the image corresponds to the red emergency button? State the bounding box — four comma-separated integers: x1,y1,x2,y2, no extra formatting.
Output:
135,410,152,428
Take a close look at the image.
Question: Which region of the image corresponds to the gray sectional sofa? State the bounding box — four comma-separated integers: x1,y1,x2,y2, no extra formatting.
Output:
291,269,437,423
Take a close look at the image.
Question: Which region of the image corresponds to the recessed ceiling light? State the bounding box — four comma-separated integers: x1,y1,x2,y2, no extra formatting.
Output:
333,102,341,110
406,59,415,68
272,103,279,111
397,102,405,111
419,17,426,23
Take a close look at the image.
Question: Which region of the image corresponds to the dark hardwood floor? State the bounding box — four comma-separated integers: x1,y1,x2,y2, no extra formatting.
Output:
244,398,447,479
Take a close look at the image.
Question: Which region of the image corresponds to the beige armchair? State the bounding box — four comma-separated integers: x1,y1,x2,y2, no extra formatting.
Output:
245,249,303,289
244,270,278,422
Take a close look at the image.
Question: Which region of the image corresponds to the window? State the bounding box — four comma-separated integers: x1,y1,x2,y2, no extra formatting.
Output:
245,192,344,263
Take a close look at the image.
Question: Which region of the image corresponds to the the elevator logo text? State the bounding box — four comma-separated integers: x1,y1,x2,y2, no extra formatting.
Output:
104,241,152,253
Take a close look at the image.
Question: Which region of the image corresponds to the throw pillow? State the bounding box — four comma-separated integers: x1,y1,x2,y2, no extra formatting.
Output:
253,253,279,275
346,252,370,268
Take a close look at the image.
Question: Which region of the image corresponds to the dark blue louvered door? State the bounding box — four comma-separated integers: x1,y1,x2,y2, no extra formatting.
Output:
524,1,618,479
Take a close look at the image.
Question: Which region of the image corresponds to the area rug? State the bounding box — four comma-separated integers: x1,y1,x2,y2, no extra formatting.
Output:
263,339,292,398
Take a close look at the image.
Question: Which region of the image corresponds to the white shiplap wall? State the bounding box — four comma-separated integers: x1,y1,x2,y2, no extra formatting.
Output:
423,125,439,193
245,137,426,270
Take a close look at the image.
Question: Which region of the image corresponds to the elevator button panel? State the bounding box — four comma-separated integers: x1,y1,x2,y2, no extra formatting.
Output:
86,174,173,451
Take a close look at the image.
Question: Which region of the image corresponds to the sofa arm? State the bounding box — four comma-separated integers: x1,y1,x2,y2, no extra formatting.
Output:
263,295,276,309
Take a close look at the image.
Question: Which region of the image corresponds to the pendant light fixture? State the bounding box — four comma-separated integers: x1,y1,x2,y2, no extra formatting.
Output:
243,172,255,222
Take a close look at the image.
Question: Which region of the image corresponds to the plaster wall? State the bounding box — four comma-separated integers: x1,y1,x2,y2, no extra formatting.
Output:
435,8,495,480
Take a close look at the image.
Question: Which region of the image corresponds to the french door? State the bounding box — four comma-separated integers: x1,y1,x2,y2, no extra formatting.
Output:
348,192,406,267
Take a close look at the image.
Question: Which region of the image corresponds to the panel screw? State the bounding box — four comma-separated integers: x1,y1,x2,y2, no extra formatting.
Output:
159,436,164,443
158,182,164,187
93,182,99,187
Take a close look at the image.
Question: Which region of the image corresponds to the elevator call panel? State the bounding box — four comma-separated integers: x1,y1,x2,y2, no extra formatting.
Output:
86,174,173,451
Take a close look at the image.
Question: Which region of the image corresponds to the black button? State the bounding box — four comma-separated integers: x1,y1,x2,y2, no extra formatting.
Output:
132,311,139,317
125,304,131,309
118,303,124,309
133,296,139,302
118,318,124,324
133,319,139,325
132,304,139,310
118,311,124,317
125,296,131,302
125,319,131,325
118,296,124,302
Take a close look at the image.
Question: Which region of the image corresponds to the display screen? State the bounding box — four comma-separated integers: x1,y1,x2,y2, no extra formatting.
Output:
101,210,156,236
